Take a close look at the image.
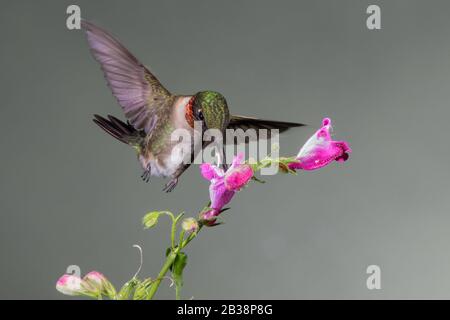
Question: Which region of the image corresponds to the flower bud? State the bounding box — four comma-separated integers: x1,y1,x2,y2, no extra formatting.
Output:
83,271,116,298
56,274,83,296
181,217,199,233
83,271,105,288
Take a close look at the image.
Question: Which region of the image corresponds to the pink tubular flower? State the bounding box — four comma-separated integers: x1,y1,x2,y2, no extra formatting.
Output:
56,274,83,296
289,118,351,171
200,153,253,223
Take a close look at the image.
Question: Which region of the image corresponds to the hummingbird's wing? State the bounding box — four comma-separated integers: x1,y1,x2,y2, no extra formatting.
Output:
82,21,172,134
226,115,305,143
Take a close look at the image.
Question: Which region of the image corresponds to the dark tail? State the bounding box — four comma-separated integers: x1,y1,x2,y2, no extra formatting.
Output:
93,114,144,146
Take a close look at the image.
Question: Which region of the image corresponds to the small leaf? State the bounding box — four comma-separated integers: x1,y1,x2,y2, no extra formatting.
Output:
251,176,266,184
173,253,188,279
207,221,224,227
142,211,161,229
172,252,188,299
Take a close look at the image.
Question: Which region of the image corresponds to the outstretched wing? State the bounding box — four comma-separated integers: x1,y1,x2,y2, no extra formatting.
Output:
82,20,172,134
226,115,305,144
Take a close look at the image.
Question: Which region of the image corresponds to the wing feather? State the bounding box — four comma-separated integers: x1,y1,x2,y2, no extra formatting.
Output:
226,115,305,144
82,20,172,134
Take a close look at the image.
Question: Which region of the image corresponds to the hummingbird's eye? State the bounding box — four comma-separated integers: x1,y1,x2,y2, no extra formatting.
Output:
197,109,204,121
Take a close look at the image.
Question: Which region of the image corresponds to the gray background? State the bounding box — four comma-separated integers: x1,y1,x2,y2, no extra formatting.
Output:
1,0,449,299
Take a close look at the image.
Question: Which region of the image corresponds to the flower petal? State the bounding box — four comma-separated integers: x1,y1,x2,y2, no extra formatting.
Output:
230,152,245,169
200,163,222,180
225,164,253,191
210,179,235,210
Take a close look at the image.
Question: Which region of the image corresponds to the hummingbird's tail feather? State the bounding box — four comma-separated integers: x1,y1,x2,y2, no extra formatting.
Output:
93,114,145,147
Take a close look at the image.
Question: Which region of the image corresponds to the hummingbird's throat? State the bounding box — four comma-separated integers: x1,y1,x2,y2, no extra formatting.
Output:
185,96,196,128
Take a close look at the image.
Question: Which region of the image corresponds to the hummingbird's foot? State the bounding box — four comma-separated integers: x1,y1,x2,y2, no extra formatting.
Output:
163,178,178,193
141,164,151,183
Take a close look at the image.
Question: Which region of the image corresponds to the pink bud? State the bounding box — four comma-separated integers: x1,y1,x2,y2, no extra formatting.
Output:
56,274,83,296
181,217,199,233
83,271,106,289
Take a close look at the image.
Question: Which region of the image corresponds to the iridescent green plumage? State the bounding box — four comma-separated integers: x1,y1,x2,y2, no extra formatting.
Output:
195,91,230,131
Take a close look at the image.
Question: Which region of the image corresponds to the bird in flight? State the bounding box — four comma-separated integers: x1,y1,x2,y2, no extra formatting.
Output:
82,21,304,192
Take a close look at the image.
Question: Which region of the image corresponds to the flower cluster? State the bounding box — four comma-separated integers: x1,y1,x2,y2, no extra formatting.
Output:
56,271,116,299
199,117,351,225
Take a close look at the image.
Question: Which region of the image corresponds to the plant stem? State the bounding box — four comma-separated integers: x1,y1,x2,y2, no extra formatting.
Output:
146,225,203,300
183,225,202,247
175,284,181,300
146,251,178,300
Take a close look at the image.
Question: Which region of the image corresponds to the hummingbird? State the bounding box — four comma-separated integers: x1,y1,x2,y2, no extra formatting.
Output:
82,21,304,192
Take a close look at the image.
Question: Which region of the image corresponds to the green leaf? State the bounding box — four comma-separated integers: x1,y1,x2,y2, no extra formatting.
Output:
117,278,140,300
173,252,188,279
142,211,161,229
172,252,188,300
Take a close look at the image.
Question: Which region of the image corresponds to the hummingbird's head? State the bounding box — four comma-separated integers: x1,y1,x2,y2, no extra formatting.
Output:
192,91,230,132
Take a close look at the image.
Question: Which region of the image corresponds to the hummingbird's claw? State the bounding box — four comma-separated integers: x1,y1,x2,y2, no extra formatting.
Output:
163,178,178,193
141,164,151,183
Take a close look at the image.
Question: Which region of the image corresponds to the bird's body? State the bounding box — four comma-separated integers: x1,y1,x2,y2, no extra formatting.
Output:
82,21,304,191
94,95,199,183
137,95,196,178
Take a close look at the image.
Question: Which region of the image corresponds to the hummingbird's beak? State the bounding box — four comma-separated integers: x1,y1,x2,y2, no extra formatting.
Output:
222,144,229,171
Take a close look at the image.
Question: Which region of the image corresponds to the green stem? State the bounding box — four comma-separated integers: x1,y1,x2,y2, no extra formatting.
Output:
183,225,202,247
146,225,202,300
171,213,184,249
171,220,177,249
146,251,178,300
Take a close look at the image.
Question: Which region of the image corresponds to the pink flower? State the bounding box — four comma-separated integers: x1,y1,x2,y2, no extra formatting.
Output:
56,274,83,296
289,118,351,171
200,153,253,223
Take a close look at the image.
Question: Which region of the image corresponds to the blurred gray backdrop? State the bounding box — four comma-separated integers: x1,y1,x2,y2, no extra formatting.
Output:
1,0,450,299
